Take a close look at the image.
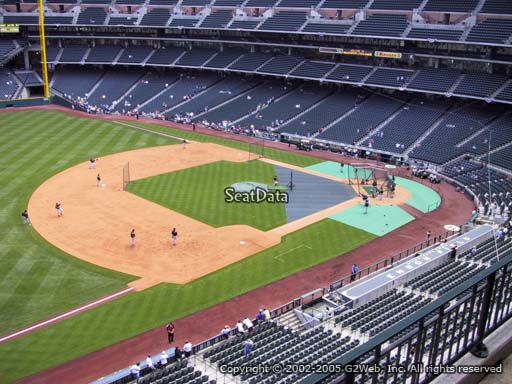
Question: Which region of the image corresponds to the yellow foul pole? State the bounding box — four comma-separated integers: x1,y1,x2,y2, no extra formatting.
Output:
38,0,50,98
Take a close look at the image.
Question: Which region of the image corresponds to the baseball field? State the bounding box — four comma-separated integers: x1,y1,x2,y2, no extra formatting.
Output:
0,109,396,383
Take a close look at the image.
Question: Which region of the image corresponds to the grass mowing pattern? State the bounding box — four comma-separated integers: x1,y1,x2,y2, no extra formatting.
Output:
0,110,179,334
126,121,323,168
0,219,375,383
127,161,287,230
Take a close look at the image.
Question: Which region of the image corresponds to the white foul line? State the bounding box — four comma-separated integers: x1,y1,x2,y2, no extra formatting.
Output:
0,287,134,343
274,244,313,262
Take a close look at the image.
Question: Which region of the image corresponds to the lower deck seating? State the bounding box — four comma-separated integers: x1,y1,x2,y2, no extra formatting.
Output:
0,70,19,99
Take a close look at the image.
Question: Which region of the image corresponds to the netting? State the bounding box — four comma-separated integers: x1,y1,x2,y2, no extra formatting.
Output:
248,138,265,161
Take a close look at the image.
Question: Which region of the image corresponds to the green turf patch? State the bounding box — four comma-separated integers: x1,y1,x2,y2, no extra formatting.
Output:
127,160,287,231
0,219,375,383
395,177,442,213
329,204,415,236
0,110,180,335
305,160,373,180
124,121,323,168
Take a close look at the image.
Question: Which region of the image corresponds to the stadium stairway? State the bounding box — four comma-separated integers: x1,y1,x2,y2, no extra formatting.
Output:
109,77,143,110
355,103,405,146
230,84,297,125
454,114,501,149
162,77,224,116
403,108,452,155
111,48,125,66
491,79,512,99
279,90,334,136
277,310,305,333
81,47,92,64
447,73,465,94
141,49,156,66
137,76,181,111
359,66,378,84
84,73,106,100
318,96,367,137
192,80,263,120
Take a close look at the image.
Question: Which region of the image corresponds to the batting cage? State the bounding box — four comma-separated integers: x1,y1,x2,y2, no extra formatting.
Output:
347,163,392,198
248,138,265,161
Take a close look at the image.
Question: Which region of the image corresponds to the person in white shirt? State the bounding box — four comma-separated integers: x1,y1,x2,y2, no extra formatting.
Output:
146,355,155,371
236,320,245,335
130,363,141,382
243,317,254,332
263,308,271,321
159,350,168,367
183,340,193,357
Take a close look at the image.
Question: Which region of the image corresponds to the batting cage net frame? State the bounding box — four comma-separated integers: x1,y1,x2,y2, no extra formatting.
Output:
347,163,392,198
122,162,130,191
248,138,265,161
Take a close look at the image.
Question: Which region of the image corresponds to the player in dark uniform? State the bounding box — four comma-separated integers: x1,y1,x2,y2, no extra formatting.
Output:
22,210,31,225
130,229,136,247
171,228,178,246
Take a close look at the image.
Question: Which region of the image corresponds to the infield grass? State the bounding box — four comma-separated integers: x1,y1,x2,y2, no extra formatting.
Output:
0,219,375,383
0,110,179,334
127,160,287,230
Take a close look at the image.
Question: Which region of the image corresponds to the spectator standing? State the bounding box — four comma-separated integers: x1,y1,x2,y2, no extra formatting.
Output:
183,341,193,357
236,320,245,335
351,264,359,282
146,355,155,371
263,308,271,321
130,363,141,383
174,346,183,360
159,350,168,368
243,339,254,355
450,245,457,260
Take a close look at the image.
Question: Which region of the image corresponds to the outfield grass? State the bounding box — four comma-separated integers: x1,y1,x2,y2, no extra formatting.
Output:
0,219,375,383
124,121,323,168
0,110,179,334
128,160,287,230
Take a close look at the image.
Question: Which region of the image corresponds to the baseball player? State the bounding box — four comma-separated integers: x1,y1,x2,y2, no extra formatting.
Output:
97,173,102,187
171,228,178,246
55,202,63,217
182,139,187,149
89,158,97,169
130,229,136,247
21,210,31,225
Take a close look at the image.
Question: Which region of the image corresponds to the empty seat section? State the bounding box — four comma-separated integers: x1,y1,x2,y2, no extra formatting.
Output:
317,93,402,144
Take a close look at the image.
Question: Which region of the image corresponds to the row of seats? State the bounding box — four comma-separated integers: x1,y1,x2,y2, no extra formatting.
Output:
44,45,512,105
8,0,512,13
3,9,512,44
0,70,19,99
47,65,512,173
440,160,512,212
